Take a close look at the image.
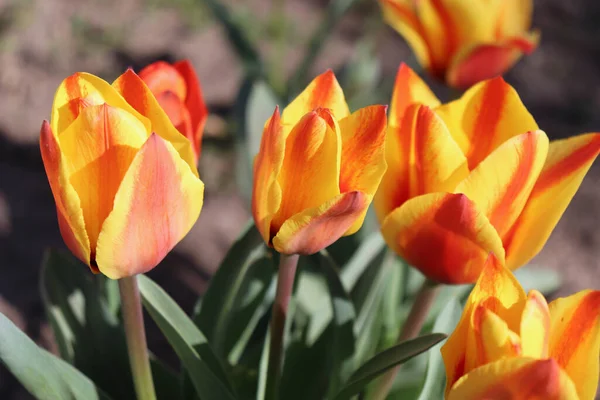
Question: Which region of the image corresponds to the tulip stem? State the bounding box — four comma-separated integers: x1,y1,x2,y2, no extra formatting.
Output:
371,278,440,400
119,276,157,400
265,253,299,400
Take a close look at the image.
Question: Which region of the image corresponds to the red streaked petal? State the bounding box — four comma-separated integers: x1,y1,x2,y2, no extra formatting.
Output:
138,61,187,101
174,59,208,156
389,63,440,127
520,289,551,359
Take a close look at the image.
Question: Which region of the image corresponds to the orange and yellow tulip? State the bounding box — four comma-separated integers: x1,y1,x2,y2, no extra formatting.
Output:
252,71,388,255
379,0,539,88
40,70,204,279
374,64,600,284
441,254,600,400
139,60,207,163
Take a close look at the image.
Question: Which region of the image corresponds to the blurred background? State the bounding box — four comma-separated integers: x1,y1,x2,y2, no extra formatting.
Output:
0,0,599,398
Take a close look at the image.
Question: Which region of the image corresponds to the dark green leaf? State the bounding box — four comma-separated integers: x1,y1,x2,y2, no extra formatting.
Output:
333,333,446,400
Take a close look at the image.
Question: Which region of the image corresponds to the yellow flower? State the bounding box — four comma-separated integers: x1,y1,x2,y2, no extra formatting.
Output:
379,0,539,88
252,71,388,254
442,254,600,400
40,70,204,279
374,64,600,283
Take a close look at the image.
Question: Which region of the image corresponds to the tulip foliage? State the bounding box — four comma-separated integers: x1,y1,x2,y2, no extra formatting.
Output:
1,1,600,400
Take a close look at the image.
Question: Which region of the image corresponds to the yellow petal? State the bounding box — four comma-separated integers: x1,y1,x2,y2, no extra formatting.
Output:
454,130,549,240
497,0,534,38
520,290,550,359
414,0,455,75
381,193,504,284
548,290,600,400
435,77,539,170
96,134,204,279
438,0,504,49
389,63,440,127
504,133,600,270
448,357,580,400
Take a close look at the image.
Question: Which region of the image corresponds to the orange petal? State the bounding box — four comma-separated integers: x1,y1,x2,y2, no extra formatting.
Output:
252,107,285,245
272,191,368,255
389,63,440,127
520,289,551,359
504,133,600,270
270,109,341,234
154,91,194,144
39,121,91,267
380,193,504,284
454,130,549,241
448,358,580,400
413,0,456,75
447,32,540,89
435,76,539,170
174,60,208,156
112,69,198,174
496,0,534,38
442,253,526,394
95,134,204,279
138,61,187,102
281,70,349,124
548,290,600,400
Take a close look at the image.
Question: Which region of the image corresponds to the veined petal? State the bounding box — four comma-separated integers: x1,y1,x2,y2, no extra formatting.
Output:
380,193,504,284
51,72,151,135
112,69,198,174
39,121,91,267
281,70,350,124
548,290,600,400
272,191,369,255
271,109,341,234
504,133,600,270
447,32,540,89
448,358,580,400
520,289,551,359
138,61,187,101
174,59,208,154
389,63,440,127
435,76,539,170
95,134,204,279
252,107,285,245
454,130,549,241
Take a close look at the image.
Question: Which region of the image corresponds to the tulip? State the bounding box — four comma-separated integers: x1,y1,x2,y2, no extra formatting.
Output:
40,70,204,279
374,64,600,284
379,0,539,88
441,253,600,400
252,70,388,255
139,60,207,163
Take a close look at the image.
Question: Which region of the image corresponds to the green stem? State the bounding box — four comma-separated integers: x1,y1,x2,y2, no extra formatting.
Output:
265,253,299,400
371,279,440,400
119,276,156,400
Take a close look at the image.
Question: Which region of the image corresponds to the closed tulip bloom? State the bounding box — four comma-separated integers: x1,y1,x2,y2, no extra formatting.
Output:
139,60,207,163
40,70,204,279
379,0,539,88
441,254,600,400
374,64,600,283
252,71,388,255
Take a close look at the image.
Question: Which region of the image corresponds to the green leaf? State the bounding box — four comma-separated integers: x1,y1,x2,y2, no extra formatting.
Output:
514,265,561,296
379,254,404,349
0,312,112,400
138,274,237,400
333,333,446,400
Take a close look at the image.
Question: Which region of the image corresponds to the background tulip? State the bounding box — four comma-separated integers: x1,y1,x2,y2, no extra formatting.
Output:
40,70,204,279
441,254,600,400
252,70,388,255
374,64,600,284
379,0,539,88
139,60,207,163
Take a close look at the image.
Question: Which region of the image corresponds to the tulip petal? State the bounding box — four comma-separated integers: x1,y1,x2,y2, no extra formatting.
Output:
380,193,504,284
447,32,540,89
374,104,469,222
448,358,580,400
389,63,440,127
281,70,350,124
174,60,208,154
272,191,369,255
454,130,549,240
51,72,152,135
442,253,526,394
153,91,193,142
520,290,550,359
95,134,204,279
414,0,457,75
436,76,539,170
138,61,187,101
40,121,91,267
270,109,341,234
112,69,198,174
504,133,600,270
252,107,285,245
497,0,534,41
548,290,600,400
